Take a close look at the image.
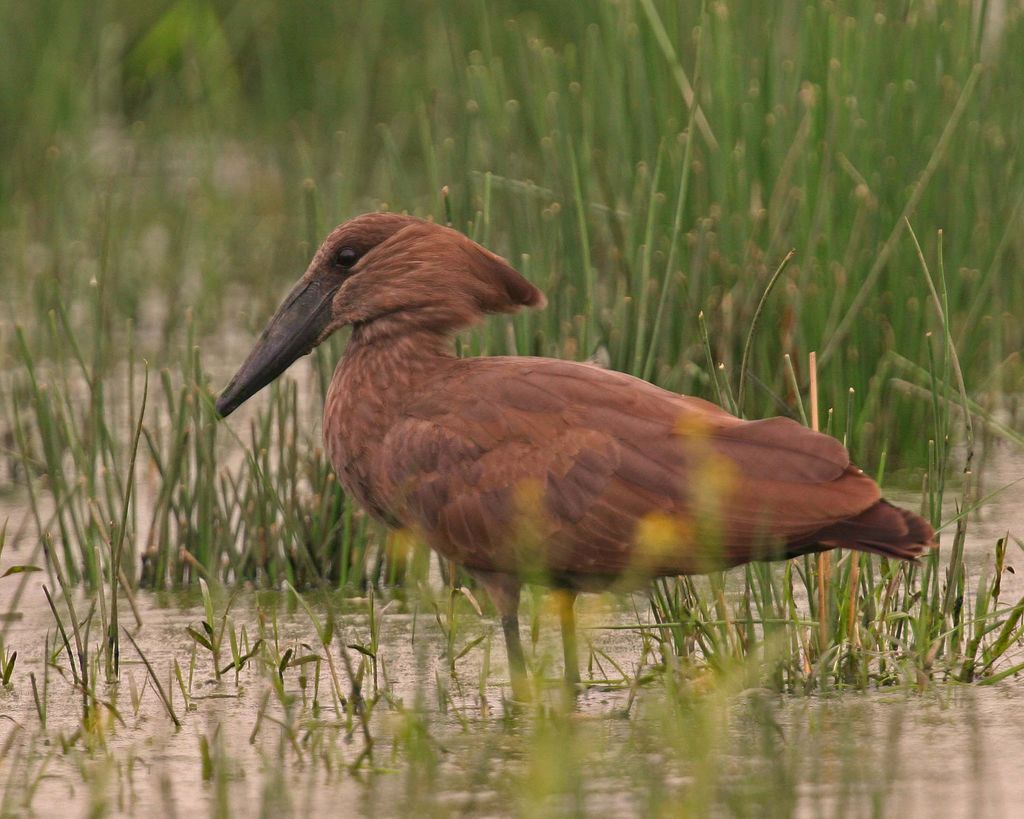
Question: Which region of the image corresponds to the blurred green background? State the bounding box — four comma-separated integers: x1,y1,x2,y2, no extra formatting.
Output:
3,0,1022,465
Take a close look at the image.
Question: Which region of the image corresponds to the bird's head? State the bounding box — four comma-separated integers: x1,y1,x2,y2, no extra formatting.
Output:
215,212,545,417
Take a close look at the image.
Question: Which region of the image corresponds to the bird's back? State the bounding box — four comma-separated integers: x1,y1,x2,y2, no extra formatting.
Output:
369,356,929,585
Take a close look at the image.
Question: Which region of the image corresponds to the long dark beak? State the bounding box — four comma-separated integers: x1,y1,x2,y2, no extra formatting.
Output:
215,275,340,417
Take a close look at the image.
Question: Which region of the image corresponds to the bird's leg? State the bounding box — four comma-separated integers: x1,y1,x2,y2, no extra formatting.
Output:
501,611,528,700
468,569,529,701
554,590,580,690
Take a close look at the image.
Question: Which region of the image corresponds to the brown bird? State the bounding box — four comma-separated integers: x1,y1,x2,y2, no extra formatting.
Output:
216,212,934,698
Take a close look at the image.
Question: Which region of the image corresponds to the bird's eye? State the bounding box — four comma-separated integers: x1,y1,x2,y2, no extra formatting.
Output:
335,247,360,269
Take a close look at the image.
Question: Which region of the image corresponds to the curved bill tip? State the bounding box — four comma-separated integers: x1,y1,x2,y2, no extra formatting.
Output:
214,354,281,420
215,386,244,419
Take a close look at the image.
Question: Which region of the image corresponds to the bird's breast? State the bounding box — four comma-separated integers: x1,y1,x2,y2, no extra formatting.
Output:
322,369,401,526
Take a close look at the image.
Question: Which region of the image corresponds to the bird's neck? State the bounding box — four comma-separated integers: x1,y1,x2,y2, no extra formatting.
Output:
347,314,459,360
340,319,458,396
322,317,455,519
330,318,456,413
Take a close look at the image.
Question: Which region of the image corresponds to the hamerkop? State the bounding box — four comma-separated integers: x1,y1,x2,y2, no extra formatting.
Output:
216,212,934,698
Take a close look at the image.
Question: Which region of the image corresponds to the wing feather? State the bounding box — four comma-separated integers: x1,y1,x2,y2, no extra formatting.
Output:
373,357,896,576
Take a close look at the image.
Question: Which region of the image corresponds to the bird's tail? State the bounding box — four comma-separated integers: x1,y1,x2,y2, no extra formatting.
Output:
810,499,935,560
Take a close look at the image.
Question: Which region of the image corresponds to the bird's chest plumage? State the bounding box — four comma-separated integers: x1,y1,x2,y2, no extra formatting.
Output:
322,344,442,528
323,374,397,525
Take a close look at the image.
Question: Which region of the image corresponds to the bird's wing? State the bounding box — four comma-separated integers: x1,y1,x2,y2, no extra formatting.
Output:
375,358,879,576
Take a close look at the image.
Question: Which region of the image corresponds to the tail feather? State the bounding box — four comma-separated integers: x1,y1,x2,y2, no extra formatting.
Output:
801,499,935,561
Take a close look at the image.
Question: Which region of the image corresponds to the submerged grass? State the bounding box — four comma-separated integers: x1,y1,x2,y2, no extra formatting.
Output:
2,569,1021,814
2,0,1024,815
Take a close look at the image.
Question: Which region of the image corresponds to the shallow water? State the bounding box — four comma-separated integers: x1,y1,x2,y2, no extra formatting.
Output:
2,583,1024,816
2,445,1023,817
